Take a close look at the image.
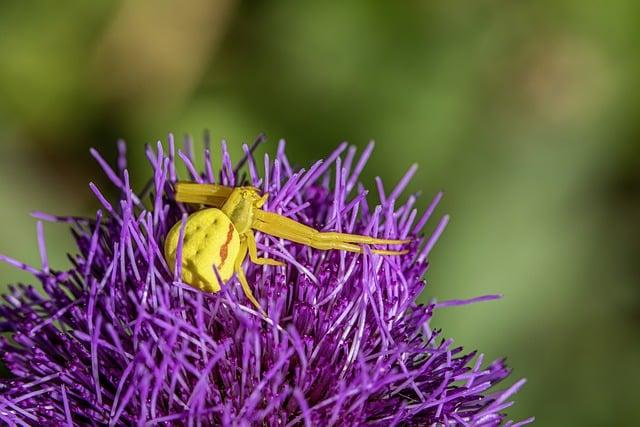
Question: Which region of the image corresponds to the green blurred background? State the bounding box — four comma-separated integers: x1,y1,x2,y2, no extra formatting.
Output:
1,1,638,424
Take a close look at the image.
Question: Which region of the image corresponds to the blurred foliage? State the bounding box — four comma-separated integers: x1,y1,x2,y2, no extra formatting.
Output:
1,0,639,424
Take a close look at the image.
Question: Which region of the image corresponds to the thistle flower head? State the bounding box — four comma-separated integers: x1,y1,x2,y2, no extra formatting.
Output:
0,136,532,425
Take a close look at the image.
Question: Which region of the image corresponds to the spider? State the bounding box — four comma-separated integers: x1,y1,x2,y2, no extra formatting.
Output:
164,182,410,312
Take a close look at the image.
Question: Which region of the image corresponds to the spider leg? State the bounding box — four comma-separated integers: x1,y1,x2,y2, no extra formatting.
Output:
246,230,285,266
256,193,269,209
253,210,410,255
234,240,266,314
175,182,234,207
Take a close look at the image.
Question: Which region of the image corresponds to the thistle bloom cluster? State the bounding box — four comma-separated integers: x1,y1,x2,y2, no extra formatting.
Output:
0,137,532,425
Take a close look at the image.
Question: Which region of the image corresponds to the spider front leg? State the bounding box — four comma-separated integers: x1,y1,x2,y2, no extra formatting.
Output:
253,210,410,256
245,230,285,266
174,182,233,207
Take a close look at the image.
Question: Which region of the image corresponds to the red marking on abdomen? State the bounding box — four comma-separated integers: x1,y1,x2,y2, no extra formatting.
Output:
218,223,235,269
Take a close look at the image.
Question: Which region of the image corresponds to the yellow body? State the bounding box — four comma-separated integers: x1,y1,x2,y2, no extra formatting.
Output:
164,182,410,314
164,208,240,292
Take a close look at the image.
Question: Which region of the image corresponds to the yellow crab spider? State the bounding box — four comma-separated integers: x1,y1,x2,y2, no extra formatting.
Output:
164,182,411,312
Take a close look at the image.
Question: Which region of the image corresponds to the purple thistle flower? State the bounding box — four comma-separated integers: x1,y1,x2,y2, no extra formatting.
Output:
0,136,533,426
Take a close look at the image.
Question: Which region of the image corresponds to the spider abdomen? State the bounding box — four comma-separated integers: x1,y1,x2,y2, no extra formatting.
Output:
164,208,240,293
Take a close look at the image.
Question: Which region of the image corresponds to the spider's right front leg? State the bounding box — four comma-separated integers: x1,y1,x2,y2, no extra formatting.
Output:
253,210,410,256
